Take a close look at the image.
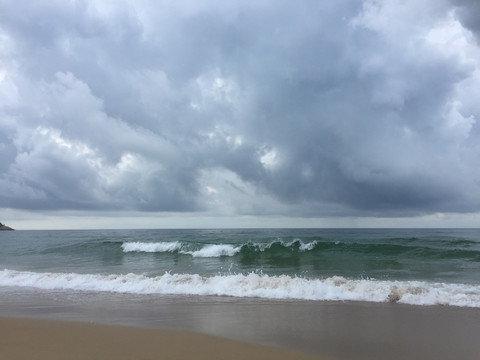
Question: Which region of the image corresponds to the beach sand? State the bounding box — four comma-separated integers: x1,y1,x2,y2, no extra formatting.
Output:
0,317,319,360
1,287,480,360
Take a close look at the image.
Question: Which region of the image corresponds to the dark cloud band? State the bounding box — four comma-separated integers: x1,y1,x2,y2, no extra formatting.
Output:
0,0,479,218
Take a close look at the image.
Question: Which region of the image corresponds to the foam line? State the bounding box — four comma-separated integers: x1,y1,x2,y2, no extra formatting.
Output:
1,269,479,307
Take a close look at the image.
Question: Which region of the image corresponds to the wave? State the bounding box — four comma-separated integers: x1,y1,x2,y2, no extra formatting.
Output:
121,241,182,253
120,239,321,256
120,239,480,261
189,244,241,257
121,242,241,258
1,269,479,307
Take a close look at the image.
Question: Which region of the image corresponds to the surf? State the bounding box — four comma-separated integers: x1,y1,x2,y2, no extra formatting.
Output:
1,269,479,308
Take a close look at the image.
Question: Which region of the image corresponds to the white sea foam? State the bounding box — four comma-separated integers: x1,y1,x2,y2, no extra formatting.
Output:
121,242,241,257
186,244,241,257
121,241,182,253
257,239,318,252
121,240,320,256
298,240,318,251
1,269,479,307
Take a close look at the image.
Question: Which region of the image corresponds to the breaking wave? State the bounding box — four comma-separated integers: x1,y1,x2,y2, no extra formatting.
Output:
1,269,479,307
120,239,480,262
120,239,322,257
121,242,241,258
121,241,182,253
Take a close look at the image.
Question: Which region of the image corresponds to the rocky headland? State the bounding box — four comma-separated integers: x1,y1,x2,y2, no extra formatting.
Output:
0,222,14,230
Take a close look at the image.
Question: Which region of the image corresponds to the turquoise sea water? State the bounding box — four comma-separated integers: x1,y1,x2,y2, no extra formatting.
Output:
1,228,480,306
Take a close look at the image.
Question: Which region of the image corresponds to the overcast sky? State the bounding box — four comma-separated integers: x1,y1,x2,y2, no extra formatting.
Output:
1,0,480,229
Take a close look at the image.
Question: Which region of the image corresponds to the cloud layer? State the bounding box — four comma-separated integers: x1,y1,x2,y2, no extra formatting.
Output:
1,0,480,218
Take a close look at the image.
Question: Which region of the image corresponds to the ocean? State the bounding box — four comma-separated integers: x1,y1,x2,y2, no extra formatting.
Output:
1,228,480,307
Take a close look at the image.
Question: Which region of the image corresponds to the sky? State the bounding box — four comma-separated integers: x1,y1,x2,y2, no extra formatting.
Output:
1,0,480,229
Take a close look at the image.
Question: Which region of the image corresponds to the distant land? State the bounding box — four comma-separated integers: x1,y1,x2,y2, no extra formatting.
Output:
0,222,14,231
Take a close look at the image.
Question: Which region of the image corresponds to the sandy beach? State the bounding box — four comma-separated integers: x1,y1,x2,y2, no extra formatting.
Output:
0,317,319,360
1,287,480,360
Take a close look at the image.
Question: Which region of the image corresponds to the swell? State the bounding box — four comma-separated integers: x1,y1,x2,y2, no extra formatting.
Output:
120,239,480,262
40,241,123,255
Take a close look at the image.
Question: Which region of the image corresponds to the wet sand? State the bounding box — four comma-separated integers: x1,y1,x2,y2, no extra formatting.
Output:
1,287,480,359
0,317,319,360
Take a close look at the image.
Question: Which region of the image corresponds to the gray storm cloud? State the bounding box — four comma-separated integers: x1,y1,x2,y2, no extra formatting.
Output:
1,0,479,217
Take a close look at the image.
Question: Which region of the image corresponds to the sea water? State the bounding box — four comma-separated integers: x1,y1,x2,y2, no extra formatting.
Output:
1,228,479,307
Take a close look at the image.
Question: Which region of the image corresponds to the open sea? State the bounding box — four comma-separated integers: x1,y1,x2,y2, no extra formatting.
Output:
1,228,480,307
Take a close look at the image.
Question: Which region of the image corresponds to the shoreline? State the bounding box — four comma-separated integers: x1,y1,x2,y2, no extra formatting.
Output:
1,287,480,359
